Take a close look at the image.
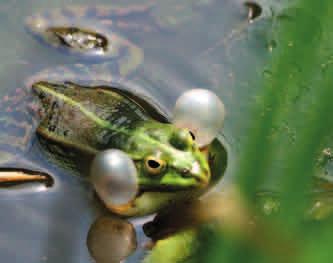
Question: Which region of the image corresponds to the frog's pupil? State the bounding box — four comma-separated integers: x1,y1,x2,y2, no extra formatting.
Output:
148,160,160,169
189,131,195,141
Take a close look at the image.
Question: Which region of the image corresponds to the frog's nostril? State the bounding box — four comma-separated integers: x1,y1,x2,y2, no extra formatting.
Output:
180,168,190,177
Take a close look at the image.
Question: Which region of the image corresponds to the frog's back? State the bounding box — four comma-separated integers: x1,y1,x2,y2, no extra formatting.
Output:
35,81,150,151
32,80,169,174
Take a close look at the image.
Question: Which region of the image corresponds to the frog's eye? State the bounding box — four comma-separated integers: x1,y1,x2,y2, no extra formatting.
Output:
90,149,138,207
145,156,166,175
173,89,225,147
170,129,193,151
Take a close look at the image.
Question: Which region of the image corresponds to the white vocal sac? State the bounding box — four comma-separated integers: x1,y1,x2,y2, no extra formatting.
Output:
173,89,225,147
90,149,138,207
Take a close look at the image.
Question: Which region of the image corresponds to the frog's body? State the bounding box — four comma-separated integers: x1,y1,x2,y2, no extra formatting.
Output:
1,76,223,217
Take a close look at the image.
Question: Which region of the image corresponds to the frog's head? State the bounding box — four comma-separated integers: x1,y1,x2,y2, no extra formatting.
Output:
124,121,210,191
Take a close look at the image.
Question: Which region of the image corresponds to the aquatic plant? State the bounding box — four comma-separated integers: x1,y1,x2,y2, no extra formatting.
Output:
199,0,333,262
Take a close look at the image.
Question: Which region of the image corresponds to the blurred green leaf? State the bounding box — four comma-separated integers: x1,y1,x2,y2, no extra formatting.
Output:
190,0,333,262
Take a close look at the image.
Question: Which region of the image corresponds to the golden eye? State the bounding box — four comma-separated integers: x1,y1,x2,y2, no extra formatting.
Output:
145,156,165,175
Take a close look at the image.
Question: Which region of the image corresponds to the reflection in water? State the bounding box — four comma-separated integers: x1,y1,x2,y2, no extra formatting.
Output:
0,167,53,187
87,216,137,263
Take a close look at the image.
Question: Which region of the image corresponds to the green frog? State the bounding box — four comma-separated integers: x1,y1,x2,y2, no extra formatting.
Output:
30,80,227,216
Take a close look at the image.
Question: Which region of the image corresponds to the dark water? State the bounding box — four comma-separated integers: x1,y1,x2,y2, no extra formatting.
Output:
0,0,289,262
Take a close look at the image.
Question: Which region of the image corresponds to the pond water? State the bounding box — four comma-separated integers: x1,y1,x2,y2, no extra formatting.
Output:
0,0,283,262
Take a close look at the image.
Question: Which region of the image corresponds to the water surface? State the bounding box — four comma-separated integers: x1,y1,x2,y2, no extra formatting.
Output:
0,0,281,262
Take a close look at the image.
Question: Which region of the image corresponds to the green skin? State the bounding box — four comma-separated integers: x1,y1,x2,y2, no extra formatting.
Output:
125,121,210,190
144,229,198,263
